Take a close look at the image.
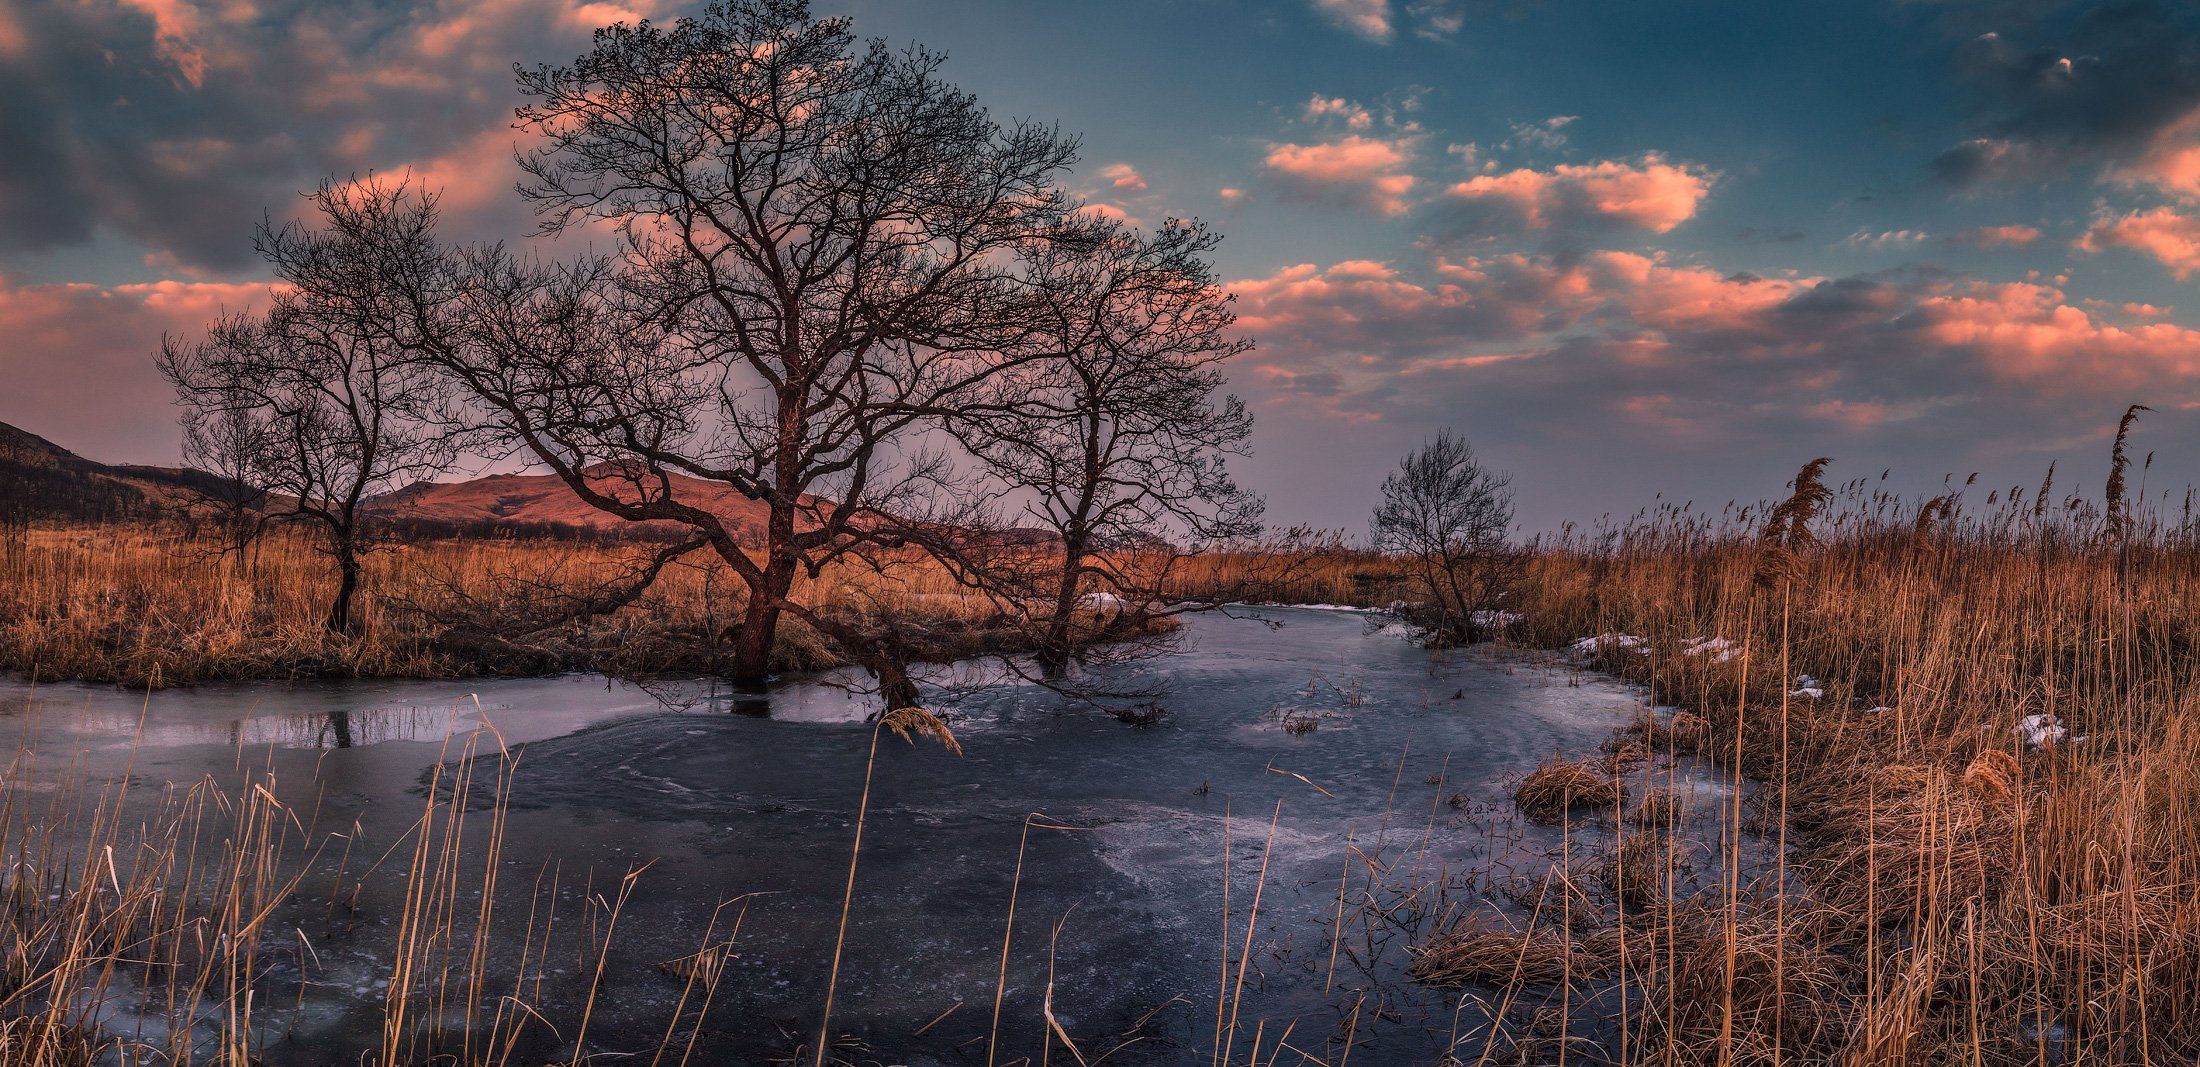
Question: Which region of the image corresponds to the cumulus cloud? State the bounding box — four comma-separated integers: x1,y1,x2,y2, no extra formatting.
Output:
1501,115,1578,152
1262,135,1419,215
1441,154,1716,238
1949,224,2044,249
1843,229,1931,249
2078,206,2200,279
1100,162,1148,191
1310,0,1391,41
1304,95,1375,129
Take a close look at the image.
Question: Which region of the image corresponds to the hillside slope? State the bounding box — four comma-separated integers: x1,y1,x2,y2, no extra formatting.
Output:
0,422,232,522
367,465,782,542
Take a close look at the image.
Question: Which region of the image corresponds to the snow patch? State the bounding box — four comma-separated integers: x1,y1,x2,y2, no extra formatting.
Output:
1789,674,1824,699
1682,636,1739,662
1240,601,1380,614
1571,633,1649,657
2018,713,2066,749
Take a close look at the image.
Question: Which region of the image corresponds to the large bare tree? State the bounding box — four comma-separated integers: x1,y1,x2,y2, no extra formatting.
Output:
950,217,1260,670
158,224,457,632
374,0,1078,681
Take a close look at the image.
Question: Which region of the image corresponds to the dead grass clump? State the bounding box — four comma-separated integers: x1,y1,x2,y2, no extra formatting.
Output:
1590,833,1691,914
1513,756,1627,823
1962,748,2021,803
1408,915,1603,989
1627,787,1688,829
1662,710,1713,752
1640,909,1847,1064
1840,944,1943,1067
1599,737,1651,775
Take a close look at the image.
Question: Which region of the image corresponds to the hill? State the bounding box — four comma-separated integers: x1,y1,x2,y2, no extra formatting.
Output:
0,422,235,523
367,465,781,542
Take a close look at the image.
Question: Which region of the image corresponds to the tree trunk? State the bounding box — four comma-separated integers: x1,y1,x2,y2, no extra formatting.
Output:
326,542,361,635
1038,538,1086,675
728,556,797,681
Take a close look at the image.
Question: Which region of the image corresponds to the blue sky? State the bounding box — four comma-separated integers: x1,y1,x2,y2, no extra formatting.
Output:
5,0,2199,531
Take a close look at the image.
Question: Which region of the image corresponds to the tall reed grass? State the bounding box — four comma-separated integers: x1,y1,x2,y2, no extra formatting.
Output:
1368,463,2200,1064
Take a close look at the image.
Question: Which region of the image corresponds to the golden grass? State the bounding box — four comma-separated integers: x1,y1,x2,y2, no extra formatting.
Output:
1420,477,2200,1063
1168,464,2200,1062
0,525,1062,687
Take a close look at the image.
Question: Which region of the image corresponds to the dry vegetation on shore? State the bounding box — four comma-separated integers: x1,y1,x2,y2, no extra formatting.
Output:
1173,445,2200,1062
1395,468,2200,1063
0,524,1067,688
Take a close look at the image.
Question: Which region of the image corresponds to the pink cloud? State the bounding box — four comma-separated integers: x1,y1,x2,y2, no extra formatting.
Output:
1951,224,2043,249
1807,399,1895,430
1077,202,1135,223
0,278,277,462
118,0,208,86
1262,136,1417,215
2078,206,2200,280
2115,110,2200,202
1310,0,1391,41
1100,162,1147,192
1444,154,1715,234
1304,95,1375,129
1229,246,2200,446
1915,281,2200,384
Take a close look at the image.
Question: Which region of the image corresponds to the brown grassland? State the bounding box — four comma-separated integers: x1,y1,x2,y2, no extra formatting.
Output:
3,459,2200,1063
0,523,1043,688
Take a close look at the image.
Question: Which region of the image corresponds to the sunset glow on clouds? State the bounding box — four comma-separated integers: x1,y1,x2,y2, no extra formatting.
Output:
1262,136,1419,216
1444,156,1716,235
9,0,2200,528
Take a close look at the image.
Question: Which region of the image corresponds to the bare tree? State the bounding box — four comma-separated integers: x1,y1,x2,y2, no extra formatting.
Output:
172,391,274,568
363,0,1078,681
158,218,457,633
949,217,1259,671
1370,432,1519,644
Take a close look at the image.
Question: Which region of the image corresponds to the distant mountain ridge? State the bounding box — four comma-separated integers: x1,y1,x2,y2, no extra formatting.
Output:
0,422,784,541
0,421,1055,546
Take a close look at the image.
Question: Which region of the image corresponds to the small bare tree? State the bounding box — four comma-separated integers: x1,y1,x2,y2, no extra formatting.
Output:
158,219,456,633
949,217,1259,671
169,390,275,569
1370,432,1519,644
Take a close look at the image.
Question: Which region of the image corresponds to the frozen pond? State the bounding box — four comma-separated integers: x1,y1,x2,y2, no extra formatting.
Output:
0,607,1753,1064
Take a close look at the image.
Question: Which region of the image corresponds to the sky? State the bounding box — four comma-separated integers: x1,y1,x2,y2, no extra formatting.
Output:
6,0,2200,532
